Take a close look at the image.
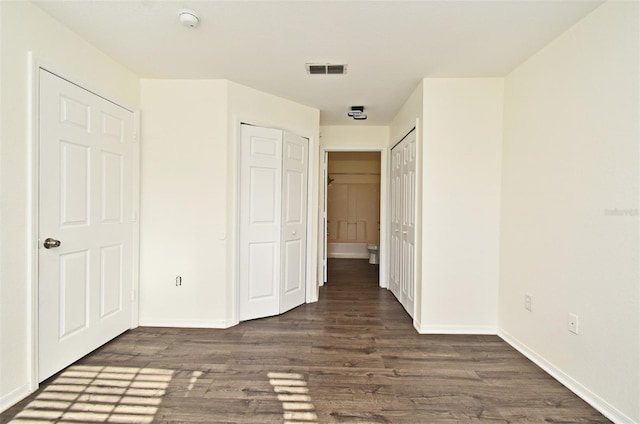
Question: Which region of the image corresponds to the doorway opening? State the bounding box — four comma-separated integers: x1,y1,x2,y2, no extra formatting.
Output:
321,149,387,288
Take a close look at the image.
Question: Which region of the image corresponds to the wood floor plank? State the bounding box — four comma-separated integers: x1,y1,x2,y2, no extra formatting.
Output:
1,259,610,423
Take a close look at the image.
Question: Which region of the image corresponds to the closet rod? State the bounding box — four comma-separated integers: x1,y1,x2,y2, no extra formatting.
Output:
328,172,380,176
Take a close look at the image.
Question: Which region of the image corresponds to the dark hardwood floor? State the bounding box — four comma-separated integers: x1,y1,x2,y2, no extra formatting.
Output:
2,259,609,423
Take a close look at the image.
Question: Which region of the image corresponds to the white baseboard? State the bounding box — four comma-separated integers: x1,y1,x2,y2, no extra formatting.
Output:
414,322,497,335
499,329,636,424
138,319,236,329
1,384,32,413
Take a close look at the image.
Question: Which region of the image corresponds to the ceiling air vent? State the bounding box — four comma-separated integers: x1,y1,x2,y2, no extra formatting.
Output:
306,63,347,75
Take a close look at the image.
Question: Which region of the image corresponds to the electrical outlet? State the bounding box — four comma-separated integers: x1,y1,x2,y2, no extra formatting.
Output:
524,294,532,312
567,313,579,334
176,276,182,286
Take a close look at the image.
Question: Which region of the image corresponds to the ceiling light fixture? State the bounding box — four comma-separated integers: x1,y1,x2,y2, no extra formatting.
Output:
348,106,367,120
178,10,200,28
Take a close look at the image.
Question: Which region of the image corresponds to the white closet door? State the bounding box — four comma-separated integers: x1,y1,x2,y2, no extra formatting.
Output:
390,129,416,318
38,69,134,381
280,132,308,313
239,125,283,321
390,146,402,300
322,151,328,283
400,130,416,317
239,125,308,321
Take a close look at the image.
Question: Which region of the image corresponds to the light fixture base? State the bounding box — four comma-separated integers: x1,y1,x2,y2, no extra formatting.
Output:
178,10,200,28
347,106,367,120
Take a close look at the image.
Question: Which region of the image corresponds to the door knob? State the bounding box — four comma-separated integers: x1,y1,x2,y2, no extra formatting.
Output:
292,231,297,235
43,238,61,249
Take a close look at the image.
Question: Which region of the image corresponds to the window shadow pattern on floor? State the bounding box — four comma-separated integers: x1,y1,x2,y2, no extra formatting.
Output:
268,372,317,423
9,365,184,423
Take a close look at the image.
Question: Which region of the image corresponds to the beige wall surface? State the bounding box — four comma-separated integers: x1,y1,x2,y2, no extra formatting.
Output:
389,82,423,145
139,80,229,327
320,126,389,148
0,0,140,410
499,2,639,422
327,152,381,245
420,78,504,334
327,183,380,244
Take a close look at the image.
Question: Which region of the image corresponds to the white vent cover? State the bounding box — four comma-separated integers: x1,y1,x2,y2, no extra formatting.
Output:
305,63,347,75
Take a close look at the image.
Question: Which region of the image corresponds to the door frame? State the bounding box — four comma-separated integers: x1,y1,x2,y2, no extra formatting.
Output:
234,122,315,323
320,145,389,288
27,54,141,391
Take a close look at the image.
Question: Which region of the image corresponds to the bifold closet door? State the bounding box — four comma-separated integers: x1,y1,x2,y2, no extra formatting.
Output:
400,130,416,317
390,147,402,299
239,124,308,321
280,131,308,314
390,129,416,318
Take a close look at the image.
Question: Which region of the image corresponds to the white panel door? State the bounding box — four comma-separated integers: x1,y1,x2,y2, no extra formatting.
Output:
389,145,402,300
38,69,134,381
400,131,416,316
280,132,308,313
322,151,328,283
240,125,283,321
390,129,416,318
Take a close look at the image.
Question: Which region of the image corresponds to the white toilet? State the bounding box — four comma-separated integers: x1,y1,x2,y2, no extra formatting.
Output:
367,244,379,265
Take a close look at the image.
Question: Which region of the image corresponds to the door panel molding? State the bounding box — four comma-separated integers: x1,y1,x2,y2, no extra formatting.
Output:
238,124,309,321
29,55,140,392
390,129,417,318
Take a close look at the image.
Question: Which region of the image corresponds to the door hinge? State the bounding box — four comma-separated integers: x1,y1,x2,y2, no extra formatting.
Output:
132,131,138,143
131,290,136,301
132,208,138,222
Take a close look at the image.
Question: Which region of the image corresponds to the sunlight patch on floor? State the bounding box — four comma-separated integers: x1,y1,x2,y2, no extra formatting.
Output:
268,372,318,424
186,370,203,392
9,365,174,423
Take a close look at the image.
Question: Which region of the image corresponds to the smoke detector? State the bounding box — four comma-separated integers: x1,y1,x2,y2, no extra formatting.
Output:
178,10,200,28
348,106,367,120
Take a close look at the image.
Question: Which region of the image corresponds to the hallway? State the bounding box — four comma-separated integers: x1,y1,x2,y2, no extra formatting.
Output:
1,259,608,423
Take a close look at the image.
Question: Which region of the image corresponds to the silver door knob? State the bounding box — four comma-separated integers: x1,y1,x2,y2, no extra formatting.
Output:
292,231,297,235
43,238,61,249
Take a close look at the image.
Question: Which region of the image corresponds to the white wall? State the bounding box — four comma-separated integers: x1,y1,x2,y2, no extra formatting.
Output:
419,78,504,334
138,80,229,327
389,82,423,145
0,0,140,410
499,2,639,422
320,126,389,148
